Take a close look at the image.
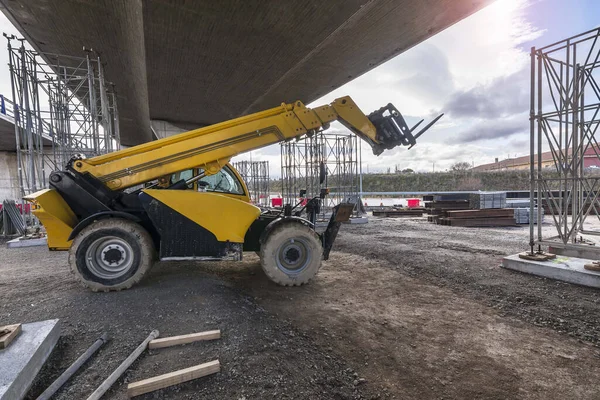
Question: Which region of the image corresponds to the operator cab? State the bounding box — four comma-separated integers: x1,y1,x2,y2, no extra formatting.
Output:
164,164,250,202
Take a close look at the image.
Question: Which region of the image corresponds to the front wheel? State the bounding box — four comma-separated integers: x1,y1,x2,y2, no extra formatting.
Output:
68,218,155,292
259,223,323,286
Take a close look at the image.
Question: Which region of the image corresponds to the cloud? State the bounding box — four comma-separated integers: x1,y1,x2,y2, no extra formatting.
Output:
452,114,528,144
309,43,455,118
236,0,551,174
442,68,530,119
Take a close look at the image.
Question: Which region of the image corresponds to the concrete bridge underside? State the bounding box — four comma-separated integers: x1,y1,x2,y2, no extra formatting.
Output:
0,0,492,146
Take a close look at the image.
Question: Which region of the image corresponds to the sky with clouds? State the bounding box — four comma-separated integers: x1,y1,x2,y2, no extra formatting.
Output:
0,0,597,176
233,0,600,175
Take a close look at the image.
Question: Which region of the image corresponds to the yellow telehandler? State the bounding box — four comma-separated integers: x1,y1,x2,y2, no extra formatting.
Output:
25,96,440,291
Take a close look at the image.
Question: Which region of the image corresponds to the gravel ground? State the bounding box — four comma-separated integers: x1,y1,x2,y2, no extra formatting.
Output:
0,240,379,400
333,217,600,345
1,216,600,399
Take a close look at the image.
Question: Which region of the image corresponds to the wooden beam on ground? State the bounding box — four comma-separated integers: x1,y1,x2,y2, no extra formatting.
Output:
372,210,423,217
447,217,516,227
0,324,21,349
446,209,514,219
148,330,220,349
127,360,220,397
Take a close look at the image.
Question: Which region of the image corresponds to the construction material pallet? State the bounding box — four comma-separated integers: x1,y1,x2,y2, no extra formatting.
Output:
437,217,516,227
424,200,469,210
437,208,516,227
445,209,514,219
372,209,423,217
394,206,426,212
469,192,507,209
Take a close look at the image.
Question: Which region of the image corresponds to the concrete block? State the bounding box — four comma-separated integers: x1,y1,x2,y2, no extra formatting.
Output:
6,237,47,248
548,245,600,261
0,319,60,400
344,216,368,224
502,254,600,288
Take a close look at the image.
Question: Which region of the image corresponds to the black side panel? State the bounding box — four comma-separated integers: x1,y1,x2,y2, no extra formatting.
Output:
50,170,145,220
49,171,112,219
243,214,277,252
67,211,141,241
139,192,233,258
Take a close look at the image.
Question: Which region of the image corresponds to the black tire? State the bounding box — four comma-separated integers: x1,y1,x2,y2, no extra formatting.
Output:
68,218,155,292
259,223,322,286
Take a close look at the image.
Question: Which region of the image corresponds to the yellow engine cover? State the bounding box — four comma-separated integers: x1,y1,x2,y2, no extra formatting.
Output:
142,189,261,243
24,189,78,250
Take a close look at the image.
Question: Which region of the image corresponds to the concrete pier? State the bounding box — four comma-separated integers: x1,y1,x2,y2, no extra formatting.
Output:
7,237,48,248
0,319,61,400
502,254,600,288
548,245,600,261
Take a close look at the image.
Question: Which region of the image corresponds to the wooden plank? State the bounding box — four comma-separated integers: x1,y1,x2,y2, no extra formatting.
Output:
0,323,22,349
427,204,470,211
127,360,220,397
448,217,516,227
372,210,423,217
446,209,514,219
148,330,220,349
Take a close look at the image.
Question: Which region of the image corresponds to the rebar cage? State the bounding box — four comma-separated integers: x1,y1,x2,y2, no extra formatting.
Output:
280,131,359,220
530,27,600,252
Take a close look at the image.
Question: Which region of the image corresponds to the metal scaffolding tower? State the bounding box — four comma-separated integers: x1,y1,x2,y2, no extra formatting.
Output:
529,27,600,254
6,36,120,200
232,160,270,206
281,131,359,219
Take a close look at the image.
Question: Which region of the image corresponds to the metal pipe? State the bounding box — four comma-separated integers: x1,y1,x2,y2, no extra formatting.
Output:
85,52,99,153
7,39,25,203
564,40,570,243
86,330,159,400
537,48,543,249
572,60,579,238
529,46,536,253
37,333,108,400
579,65,586,232
185,171,207,185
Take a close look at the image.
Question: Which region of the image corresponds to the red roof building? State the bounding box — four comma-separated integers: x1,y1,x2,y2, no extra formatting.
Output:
473,147,600,171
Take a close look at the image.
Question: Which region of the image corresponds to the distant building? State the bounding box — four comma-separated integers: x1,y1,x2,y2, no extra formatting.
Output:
472,147,600,172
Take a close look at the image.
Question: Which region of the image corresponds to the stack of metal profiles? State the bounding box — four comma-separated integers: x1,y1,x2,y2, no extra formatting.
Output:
1,200,26,235
469,192,507,209
506,199,531,209
514,207,544,224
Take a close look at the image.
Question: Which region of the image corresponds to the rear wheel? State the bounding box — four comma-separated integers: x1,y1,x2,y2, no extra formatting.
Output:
68,218,155,292
259,223,322,286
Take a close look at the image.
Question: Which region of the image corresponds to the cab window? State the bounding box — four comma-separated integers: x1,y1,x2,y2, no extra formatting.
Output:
171,169,194,183
165,169,194,189
198,166,245,195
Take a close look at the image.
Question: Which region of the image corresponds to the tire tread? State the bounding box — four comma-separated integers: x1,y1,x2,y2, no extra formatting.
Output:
68,218,154,292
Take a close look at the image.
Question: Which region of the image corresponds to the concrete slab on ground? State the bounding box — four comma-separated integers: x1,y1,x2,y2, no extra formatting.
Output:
502,253,600,288
548,245,600,261
0,319,60,400
7,237,47,248
345,217,369,224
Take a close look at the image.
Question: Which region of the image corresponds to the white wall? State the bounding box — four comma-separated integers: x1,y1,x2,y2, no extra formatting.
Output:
0,151,19,201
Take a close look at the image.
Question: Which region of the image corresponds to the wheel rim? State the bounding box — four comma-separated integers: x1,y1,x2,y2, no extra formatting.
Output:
276,237,311,275
85,236,134,280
